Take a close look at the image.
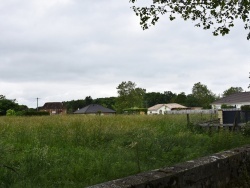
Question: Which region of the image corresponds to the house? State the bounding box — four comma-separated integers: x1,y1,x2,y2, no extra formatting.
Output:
40,102,67,115
147,103,188,115
74,104,116,115
211,92,250,109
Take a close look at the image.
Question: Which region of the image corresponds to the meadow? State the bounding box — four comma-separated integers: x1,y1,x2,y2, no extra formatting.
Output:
0,114,250,187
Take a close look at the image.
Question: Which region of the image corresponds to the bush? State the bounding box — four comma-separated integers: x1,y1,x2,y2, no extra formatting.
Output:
6,109,16,116
242,124,250,136
241,105,250,111
16,111,50,116
221,104,235,109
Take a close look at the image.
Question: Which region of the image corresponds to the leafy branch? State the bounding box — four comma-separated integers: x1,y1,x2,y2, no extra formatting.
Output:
130,0,250,39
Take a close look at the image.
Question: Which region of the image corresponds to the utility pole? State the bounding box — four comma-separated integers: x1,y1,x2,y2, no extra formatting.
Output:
249,72,250,88
36,98,40,111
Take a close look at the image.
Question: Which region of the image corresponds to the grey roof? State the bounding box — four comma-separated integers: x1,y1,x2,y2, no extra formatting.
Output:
74,104,116,114
211,92,250,105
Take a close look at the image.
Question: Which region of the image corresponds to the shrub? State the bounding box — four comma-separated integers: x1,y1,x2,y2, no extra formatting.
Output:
6,109,16,116
221,104,235,109
16,111,50,116
241,105,250,111
242,122,250,136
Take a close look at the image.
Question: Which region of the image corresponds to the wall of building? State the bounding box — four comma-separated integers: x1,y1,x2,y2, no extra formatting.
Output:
148,106,166,115
88,146,250,188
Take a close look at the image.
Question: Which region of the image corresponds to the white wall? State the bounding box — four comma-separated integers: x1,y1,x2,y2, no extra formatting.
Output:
148,105,167,114
212,103,250,110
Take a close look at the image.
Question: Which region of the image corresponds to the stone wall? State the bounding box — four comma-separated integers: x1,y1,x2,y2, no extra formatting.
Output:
88,145,250,188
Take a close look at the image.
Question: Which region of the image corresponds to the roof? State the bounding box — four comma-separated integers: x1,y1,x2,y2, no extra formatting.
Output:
148,104,165,111
74,104,116,114
42,102,64,109
148,103,187,111
211,92,250,105
166,103,188,109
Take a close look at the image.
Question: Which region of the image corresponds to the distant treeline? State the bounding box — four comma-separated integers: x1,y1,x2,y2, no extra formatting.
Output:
62,83,245,114
63,91,214,113
0,81,245,115
63,96,116,114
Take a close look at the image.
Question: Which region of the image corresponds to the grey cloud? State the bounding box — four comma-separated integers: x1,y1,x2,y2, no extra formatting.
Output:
0,0,249,108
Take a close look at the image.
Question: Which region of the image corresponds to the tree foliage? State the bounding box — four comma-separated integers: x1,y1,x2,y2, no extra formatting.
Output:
222,86,243,97
6,109,16,116
192,82,217,108
64,97,116,114
0,96,19,116
115,81,146,113
144,91,176,107
171,92,187,105
130,0,250,39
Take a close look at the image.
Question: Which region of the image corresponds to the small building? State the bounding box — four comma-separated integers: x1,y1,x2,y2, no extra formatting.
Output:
40,102,67,115
147,103,188,115
211,92,250,110
74,104,116,115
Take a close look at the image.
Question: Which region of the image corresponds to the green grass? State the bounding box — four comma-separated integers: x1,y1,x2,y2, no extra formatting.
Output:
0,114,250,187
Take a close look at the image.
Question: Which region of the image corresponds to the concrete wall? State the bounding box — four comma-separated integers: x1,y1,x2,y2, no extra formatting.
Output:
88,146,250,188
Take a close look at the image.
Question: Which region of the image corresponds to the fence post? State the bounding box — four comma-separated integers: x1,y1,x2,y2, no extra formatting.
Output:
233,112,238,131
187,114,190,126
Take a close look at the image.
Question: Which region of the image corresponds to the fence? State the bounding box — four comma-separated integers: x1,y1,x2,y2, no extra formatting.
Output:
165,109,217,115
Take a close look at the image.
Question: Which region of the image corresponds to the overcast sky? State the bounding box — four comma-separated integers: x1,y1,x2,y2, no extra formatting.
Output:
0,0,249,108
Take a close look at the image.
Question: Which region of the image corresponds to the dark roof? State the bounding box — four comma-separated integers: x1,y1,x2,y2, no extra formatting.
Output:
74,104,116,114
211,92,250,105
42,102,64,109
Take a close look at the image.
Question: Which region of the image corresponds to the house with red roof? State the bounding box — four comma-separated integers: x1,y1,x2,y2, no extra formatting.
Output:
40,102,67,115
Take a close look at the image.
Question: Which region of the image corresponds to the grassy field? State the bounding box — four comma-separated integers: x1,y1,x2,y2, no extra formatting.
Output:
0,114,250,187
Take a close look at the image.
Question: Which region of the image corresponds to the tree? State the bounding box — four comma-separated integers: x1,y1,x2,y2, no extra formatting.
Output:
222,86,243,97
144,91,177,107
130,0,250,39
0,95,6,100
164,91,176,103
63,99,86,113
185,94,199,107
6,109,16,116
115,81,146,113
171,92,187,105
85,96,93,105
144,92,167,107
192,82,216,108
0,95,19,115
94,97,116,110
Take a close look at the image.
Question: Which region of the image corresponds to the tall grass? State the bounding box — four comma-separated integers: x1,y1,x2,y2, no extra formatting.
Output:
0,114,249,187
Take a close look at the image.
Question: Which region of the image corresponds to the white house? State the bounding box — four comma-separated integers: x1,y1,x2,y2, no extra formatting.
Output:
147,103,188,115
211,92,250,109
